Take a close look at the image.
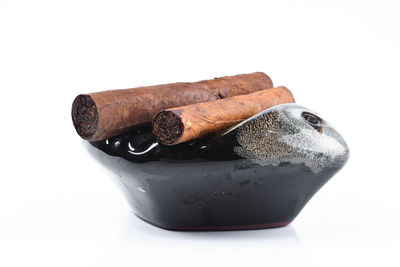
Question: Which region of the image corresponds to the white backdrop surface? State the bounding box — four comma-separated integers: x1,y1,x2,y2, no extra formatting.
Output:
0,0,399,266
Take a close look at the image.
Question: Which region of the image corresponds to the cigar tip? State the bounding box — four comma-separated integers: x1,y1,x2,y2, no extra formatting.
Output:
153,111,184,145
275,86,295,102
71,94,98,140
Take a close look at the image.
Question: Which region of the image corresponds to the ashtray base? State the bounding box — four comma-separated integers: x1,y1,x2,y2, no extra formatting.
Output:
136,215,292,231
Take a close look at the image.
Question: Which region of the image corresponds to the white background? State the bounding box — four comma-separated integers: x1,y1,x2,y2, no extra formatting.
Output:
1,0,399,266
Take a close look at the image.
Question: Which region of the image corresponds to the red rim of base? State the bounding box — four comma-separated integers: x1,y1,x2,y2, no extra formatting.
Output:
136,215,292,231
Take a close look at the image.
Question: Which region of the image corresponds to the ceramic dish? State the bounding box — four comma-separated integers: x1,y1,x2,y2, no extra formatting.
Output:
86,104,349,230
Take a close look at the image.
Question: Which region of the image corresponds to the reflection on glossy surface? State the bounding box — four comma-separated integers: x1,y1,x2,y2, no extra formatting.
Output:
231,104,349,173
86,104,349,230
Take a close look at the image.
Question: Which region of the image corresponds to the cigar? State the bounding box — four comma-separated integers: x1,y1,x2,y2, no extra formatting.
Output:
153,86,295,145
72,72,273,141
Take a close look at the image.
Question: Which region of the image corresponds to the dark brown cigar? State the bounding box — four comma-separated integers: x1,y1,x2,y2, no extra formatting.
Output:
72,72,273,141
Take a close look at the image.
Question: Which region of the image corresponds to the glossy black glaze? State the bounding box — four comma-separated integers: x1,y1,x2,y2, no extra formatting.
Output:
86,105,348,231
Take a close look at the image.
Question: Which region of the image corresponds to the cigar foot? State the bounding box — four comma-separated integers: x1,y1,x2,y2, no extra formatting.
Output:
153,111,184,145
72,94,98,139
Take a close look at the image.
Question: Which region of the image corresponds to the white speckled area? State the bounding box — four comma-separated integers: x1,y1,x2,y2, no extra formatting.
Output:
233,104,349,173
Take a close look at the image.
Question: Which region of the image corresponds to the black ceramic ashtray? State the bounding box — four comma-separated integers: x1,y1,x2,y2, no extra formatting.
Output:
85,104,349,231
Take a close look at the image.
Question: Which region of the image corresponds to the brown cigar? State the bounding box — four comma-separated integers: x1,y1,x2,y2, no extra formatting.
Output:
153,86,295,145
72,72,273,141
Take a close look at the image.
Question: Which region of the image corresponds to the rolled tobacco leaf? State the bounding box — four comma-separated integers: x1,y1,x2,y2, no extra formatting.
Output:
72,72,273,141
152,86,295,145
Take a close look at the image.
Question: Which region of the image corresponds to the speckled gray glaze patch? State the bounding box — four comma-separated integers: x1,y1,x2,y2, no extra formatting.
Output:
232,104,349,173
